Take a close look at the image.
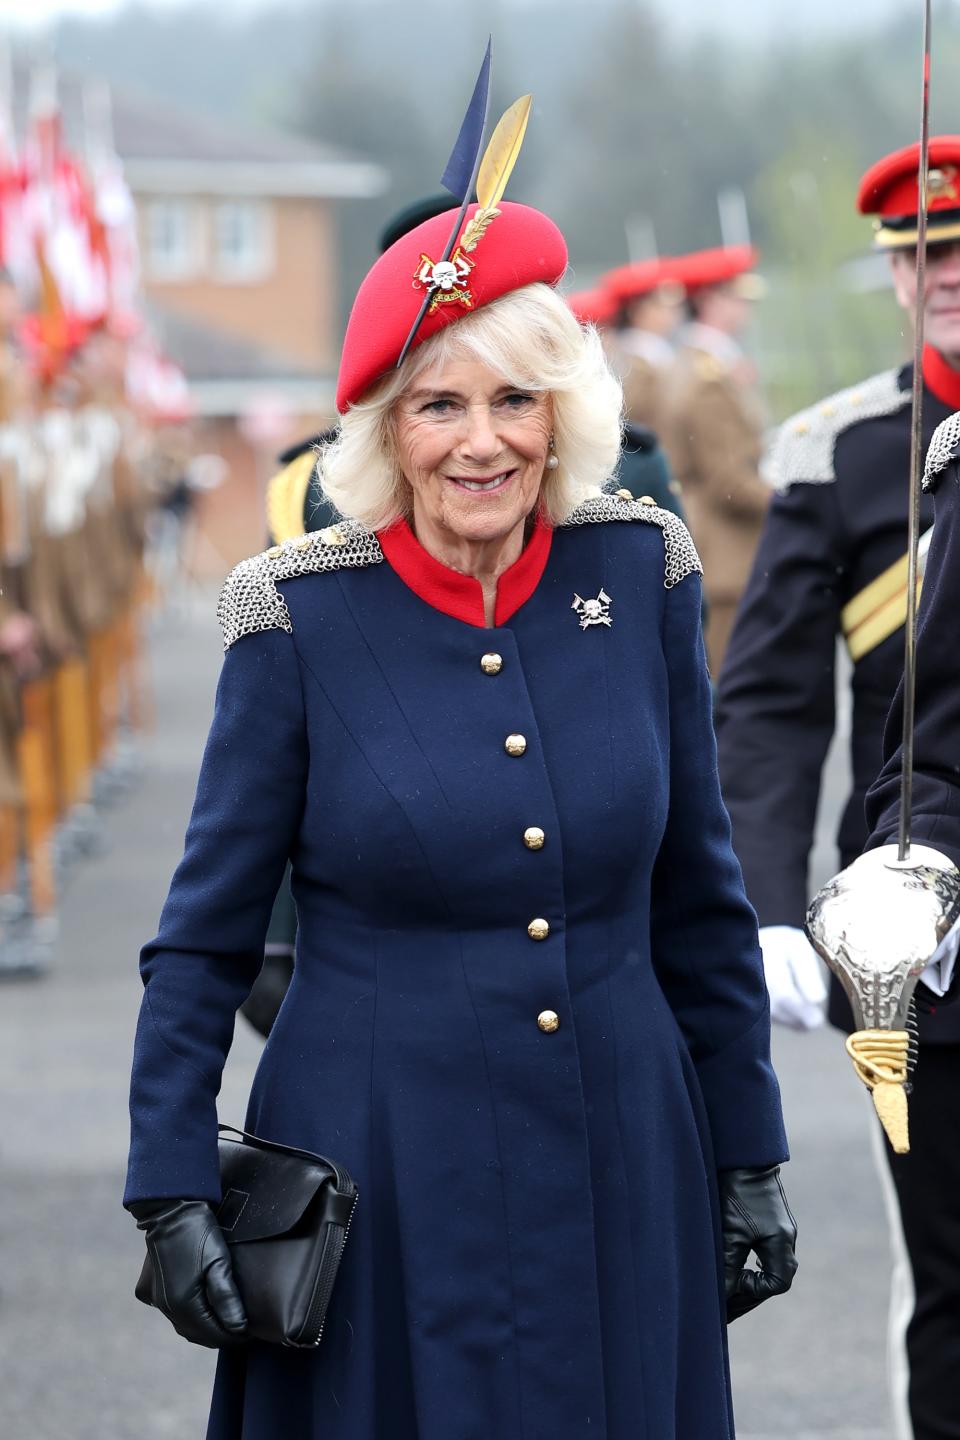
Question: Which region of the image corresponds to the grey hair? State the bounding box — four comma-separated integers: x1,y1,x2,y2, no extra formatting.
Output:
319,283,623,530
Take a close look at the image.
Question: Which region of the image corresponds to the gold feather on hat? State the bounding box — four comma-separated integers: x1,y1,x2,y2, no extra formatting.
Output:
460,94,532,253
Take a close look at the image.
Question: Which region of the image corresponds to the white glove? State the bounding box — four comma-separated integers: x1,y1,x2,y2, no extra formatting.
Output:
758,925,828,1031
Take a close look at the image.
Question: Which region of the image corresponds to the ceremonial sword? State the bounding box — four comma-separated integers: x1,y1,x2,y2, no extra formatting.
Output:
806,0,960,1153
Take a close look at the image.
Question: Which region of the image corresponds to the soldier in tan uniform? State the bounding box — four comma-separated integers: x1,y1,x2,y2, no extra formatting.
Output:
0,271,39,818
601,259,684,437
660,245,771,672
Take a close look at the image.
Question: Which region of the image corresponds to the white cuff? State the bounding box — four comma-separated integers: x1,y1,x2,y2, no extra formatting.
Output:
920,914,960,997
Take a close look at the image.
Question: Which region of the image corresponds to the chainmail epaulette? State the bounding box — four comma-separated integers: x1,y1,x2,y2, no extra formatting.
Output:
561,491,702,589
761,368,909,493
216,521,384,649
923,412,960,492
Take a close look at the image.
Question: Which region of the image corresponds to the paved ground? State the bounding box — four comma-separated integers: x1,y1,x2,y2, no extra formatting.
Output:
0,608,898,1439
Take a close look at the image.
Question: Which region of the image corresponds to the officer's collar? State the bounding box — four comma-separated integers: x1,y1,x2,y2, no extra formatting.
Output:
922,344,960,409
377,512,553,628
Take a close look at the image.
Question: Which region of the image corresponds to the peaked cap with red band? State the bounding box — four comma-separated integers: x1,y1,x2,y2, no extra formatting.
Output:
667,245,759,294
601,257,685,305
856,137,960,248
336,201,567,413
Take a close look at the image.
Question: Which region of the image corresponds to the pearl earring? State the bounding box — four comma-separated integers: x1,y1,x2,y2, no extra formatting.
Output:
546,436,559,470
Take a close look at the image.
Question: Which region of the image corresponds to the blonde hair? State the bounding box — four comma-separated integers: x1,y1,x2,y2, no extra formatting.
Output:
319,283,623,530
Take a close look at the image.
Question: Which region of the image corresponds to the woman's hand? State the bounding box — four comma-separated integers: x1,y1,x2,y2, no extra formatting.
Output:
132,1199,248,1347
719,1166,798,1323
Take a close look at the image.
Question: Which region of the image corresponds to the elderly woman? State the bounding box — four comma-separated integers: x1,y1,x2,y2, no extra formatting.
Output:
125,201,796,1440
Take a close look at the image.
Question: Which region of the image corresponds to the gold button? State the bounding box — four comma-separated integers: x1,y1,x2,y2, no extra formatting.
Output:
481,652,503,675
293,534,313,551
319,525,346,547
504,733,527,757
638,494,656,506
537,1009,560,1033
615,487,633,501
528,917,550,941
523,826,545,851
266,545,283,558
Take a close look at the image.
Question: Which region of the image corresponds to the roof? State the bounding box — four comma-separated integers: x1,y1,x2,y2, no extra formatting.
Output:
11,62,386,200
110,85,386,198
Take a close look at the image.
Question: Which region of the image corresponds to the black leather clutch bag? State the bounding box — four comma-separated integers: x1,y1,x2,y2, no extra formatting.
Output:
138,1125,358,1348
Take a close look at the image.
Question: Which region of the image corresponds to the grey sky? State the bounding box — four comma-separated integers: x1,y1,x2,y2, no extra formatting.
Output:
0,0,926,39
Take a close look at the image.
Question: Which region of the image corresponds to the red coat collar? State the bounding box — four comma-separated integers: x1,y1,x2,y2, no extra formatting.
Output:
922,344,960,408
377,514,553,628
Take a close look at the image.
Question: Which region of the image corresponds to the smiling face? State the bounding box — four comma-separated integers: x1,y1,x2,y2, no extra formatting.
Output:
890,241,960,357
392,356,553,555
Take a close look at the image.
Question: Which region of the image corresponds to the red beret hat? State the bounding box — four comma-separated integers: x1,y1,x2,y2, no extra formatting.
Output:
565,286,618,326
601,257,684,305
856,137,960,248
668,245,759,294
336,201,568,413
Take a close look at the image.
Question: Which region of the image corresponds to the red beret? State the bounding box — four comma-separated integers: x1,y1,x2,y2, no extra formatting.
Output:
336,201,568,413
856,137,960,248
565,286,618,326
601,257,684,305
668,245,759,294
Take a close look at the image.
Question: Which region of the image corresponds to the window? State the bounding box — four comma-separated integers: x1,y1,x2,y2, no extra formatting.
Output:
145,199,202,281
214,201,272,282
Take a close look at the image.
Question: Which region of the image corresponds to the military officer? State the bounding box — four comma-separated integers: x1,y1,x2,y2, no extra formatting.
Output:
717,138,960,1440
659,245,771,671
600,259,684,438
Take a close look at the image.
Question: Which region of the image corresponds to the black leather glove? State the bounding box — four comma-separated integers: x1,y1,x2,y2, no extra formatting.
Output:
719,1165,798,1323
131,1198,248,1348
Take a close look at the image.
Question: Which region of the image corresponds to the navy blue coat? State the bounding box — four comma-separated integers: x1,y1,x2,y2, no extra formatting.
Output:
125,495,787,1440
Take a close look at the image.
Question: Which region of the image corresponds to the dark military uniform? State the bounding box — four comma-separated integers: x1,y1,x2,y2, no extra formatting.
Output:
717,368,960,1440
863,413,960,1440
868,413,960,868
716,363,953,1026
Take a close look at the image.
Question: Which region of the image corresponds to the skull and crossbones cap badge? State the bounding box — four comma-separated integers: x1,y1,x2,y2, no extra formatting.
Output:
335,41,568,414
